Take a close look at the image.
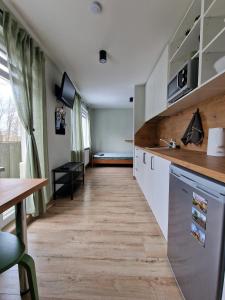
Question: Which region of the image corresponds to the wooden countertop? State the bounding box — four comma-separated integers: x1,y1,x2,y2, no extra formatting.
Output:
0,178,48,214
137,146,225,184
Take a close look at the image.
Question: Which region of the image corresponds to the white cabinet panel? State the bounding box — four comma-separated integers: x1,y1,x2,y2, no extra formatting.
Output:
143,152,155,206
134,147,144,188
145,46,169,121
152,156,171,240
135,149,171,240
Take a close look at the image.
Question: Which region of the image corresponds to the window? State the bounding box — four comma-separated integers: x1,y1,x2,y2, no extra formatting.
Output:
0,27,22,228
81,106,90,149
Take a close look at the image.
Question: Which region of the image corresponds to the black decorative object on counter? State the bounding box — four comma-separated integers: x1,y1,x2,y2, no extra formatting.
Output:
181,108,204,145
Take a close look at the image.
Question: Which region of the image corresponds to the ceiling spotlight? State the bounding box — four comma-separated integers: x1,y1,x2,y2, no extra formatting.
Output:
90,1,102,14
99,50,107,64
129,97,133,103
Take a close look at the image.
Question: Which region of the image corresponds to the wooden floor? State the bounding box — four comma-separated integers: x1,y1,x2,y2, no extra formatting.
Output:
0,167,182,300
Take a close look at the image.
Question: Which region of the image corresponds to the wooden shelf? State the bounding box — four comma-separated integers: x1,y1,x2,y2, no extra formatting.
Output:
160,70,225,116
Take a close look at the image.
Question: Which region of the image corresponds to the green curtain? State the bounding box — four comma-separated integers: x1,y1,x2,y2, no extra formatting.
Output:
87,107,92,152
2,11,49,216
71,94,84,162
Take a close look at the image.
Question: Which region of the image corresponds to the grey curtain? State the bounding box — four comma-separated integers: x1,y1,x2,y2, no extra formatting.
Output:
2,11,49,216
71,94,84,162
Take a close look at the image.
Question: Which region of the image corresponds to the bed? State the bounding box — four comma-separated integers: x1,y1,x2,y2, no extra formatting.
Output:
92,152,133,166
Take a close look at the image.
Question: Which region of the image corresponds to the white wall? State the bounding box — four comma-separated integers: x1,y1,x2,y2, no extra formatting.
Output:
91,108,133,153
45,59,72,194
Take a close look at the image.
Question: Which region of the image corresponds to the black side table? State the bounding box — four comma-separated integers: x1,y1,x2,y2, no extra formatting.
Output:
52,162,84,200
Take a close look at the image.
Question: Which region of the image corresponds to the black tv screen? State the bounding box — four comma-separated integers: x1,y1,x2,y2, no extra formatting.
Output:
60,72,76,109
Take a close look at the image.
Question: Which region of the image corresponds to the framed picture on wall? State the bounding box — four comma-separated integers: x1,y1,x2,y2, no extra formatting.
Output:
55,107,66,135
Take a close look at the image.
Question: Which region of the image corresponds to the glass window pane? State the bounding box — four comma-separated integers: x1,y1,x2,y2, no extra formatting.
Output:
0,41,22,228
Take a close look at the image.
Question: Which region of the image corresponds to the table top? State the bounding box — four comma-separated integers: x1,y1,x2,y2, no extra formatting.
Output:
53,162,84,173
0,178,48,214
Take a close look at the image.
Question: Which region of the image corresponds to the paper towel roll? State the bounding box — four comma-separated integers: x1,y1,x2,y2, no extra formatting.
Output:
207,128,225,157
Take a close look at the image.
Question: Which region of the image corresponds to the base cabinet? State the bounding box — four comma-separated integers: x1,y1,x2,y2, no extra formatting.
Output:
134,148,171,240
134,147,144,189
149,155,170,240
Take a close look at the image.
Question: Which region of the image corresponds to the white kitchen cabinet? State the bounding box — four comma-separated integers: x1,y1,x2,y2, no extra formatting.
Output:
134,147,144,189
143,152,155,206
134,85,145,133
150,155,171,240
135,149,171,240
145,46,169,121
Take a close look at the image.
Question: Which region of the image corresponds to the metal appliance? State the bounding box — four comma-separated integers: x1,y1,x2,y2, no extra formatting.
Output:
168,165,225,300
167,58,199,105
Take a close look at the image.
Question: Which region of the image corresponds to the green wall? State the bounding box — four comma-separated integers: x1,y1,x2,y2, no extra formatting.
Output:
91,108,133,153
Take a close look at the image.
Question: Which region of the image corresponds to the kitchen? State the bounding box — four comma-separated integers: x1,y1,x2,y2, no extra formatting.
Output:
1,0,225,299
133,0,225,299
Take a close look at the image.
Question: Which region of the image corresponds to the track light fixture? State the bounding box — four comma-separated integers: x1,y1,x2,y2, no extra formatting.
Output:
99,50,107,64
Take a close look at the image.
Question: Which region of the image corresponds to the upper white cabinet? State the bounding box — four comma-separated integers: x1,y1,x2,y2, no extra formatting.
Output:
169,0,201,82
145,46,169,121
165,0,225,115
134,85,145,133
201,0,225,84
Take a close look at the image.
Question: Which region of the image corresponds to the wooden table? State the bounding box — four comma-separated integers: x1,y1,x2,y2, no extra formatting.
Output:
0,178,48,294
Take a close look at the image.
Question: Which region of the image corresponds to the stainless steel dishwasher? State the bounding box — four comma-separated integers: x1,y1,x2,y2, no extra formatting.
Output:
168,165,225,300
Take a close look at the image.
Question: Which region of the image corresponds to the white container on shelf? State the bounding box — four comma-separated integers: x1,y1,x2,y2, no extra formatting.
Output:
214,56,225,74
207,128,225,157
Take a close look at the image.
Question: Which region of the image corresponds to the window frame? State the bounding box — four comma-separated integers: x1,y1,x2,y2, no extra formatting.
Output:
81,105,90,149
0,25,18,229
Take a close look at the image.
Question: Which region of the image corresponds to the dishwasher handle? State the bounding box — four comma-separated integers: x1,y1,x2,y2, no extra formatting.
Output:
196,185,220,199
170,170,197,187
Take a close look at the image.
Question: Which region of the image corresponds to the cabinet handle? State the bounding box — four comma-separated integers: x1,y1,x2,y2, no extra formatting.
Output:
151,156,154,170
143,153,146,164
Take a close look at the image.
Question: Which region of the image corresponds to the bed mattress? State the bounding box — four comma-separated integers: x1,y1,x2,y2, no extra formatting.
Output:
93,152,133,160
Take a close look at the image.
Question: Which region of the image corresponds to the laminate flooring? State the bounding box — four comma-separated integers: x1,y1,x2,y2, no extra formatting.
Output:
0,167,182,300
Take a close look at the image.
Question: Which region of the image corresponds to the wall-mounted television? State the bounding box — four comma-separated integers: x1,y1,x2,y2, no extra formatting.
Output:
55,72,76,109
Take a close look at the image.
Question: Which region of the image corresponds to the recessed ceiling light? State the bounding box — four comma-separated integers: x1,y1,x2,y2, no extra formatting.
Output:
90,1,102,14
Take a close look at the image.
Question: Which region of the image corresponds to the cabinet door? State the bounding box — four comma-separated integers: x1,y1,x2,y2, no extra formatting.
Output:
135,148,144,189
143,152,155,207
145,46,169,121
134,147,141,181
153,156,171,240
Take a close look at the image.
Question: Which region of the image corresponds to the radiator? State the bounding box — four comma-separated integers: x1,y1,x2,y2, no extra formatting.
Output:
84,149,90,167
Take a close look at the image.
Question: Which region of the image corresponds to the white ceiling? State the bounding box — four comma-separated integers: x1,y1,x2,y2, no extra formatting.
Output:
6,0,192,108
